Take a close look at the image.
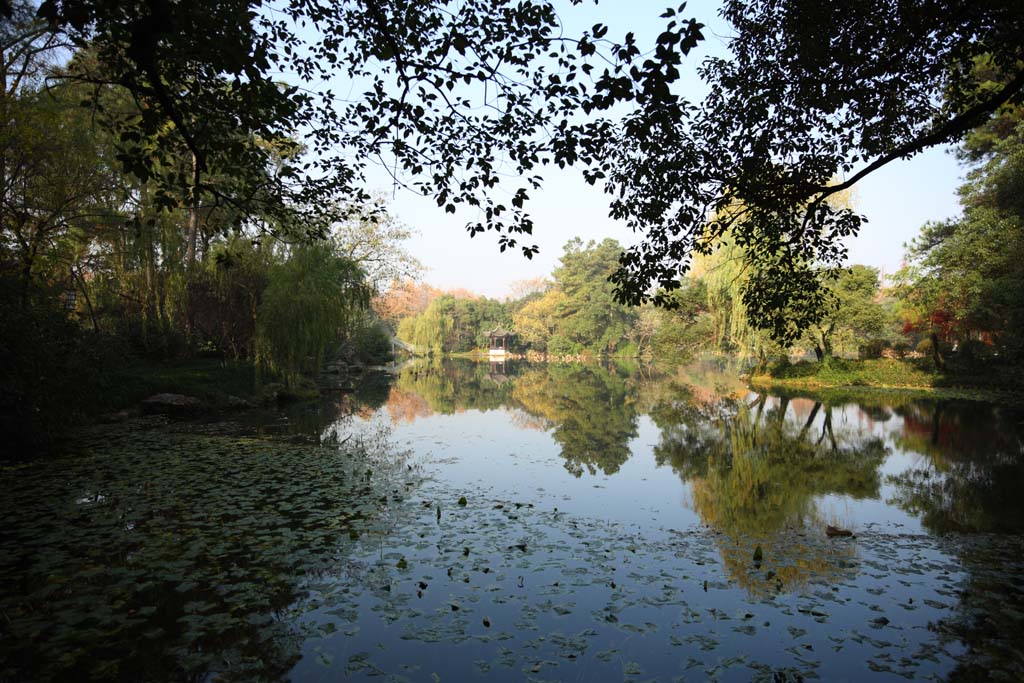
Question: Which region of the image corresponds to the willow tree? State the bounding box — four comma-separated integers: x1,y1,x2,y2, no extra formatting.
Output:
255,244,369,386
691,233,783,363
396,297,453,355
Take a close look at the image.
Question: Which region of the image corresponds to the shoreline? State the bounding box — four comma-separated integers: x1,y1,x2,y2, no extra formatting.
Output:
749,360,1024,406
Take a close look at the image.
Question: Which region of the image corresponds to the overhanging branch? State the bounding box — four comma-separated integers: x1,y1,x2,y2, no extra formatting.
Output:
813,65,1024,207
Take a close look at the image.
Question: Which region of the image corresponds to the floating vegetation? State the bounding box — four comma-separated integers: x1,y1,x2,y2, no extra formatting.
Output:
4,361,1024,681
290,473,1024,682
0,419,416,681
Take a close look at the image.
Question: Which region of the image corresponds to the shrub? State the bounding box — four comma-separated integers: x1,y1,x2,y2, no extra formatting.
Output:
352,321,394,365
858,339,887,360
0,275,121,454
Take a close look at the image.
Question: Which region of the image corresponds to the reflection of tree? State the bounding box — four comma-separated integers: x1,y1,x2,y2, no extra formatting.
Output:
881,402,1024,679
386,360,641,477
652,389,887,594
631,360,747,416
932,537,1024,682
655,394,886,535
512,364,639,476
387,359,513,416
386,387,434,424
887,401,1024,534
506,406,549,432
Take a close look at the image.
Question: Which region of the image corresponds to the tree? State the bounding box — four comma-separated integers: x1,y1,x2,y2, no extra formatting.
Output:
255,243,370,385
396,292,509,353
373,280,442,331
600,0,1023,341
330,197,422,294
1,1,66,97
512,288,566,353
35,0,704,259
805,265,889,361
648,280,713,363
549,238,637,354
30,0,1023,342
507,277,551,301
0,83,122,302
689,232,787,362
898,126,1024,364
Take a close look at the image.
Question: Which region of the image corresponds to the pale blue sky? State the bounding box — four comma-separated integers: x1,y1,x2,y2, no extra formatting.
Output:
363,1,965,298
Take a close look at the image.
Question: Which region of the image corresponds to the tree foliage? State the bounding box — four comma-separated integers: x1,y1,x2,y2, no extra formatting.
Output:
805,265,890,361
898,124,1024,363
255,244,370,385
17,0,1024,343
34,0,704,256
600,0,1023,340
397,292,509,354
547,238,637,354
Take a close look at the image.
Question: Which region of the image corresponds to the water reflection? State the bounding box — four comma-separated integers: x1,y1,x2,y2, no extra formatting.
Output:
647,386,883,594
513,364,638,476
378,359,1024,602
651,391,887,535
7,359,1024,681
887,400,1024,534
381,360,1024,540
388,360,640,476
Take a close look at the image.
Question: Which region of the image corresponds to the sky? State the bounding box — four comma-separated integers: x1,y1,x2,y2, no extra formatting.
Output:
362,1,965,299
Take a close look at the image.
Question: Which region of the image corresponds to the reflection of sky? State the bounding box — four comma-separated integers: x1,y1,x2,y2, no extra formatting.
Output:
346,408,701,531
301,384,1000,682
338,390,968,537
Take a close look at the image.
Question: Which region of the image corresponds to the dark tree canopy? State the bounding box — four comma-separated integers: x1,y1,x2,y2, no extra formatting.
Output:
31,0,703,249
601,0,1024,340
16,0,1024,340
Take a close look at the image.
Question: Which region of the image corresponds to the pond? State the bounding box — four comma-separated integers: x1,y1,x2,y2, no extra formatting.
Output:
2,359,1024,681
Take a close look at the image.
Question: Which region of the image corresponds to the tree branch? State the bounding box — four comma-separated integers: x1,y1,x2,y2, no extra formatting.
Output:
813,65,1024,207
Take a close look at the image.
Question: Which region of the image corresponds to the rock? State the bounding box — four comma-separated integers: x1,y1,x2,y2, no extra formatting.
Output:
258,383,285,404
224,395,256,410
99,406,140,423
141,393,201,415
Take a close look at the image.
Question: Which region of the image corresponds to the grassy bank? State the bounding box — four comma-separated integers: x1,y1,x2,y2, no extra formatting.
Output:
750,358,1024,405
98,358,265,412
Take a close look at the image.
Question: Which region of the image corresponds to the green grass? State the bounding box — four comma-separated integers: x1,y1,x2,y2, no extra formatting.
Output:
96,358,265,412
751,358,1024,405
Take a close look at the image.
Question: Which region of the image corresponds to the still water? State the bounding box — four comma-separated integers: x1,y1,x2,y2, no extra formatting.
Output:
2,359,1023,681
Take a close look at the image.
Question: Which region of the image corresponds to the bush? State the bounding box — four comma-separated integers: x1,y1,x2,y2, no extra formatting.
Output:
351,321,393,365
956,338,994,364
0,275,122,454
891,341,912,359
858,339,887,360
547,335,583,356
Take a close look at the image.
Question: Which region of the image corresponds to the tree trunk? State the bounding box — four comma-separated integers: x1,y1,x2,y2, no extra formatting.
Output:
931,403,943,446
185,152,200,270
777,396,790,424
183,153,201,341
144,212,158,334
799,402,821,440
72,265,100,333
930,332,946,371
814,345,824,362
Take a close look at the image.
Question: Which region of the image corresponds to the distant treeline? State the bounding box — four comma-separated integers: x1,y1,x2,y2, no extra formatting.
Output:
389,106,1024,371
